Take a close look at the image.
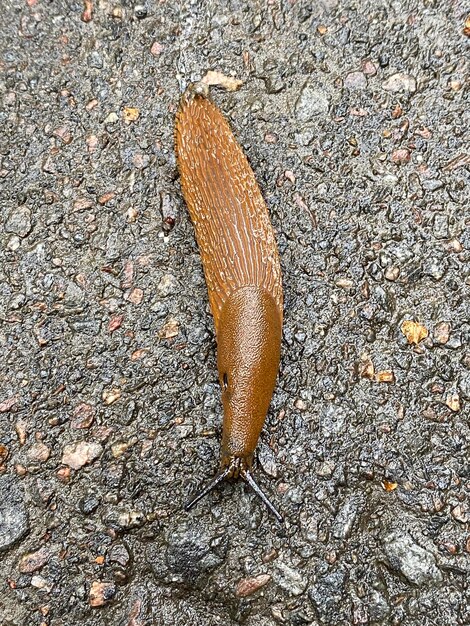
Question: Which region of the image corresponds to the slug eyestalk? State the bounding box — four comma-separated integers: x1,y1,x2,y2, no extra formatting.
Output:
185,458,283,524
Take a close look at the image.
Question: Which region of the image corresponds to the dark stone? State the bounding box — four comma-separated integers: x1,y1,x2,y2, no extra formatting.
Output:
153,526,229,587
332,494,366,540
309,569,349,624
108,542,131,568
0,476,29,551
79,493,100,515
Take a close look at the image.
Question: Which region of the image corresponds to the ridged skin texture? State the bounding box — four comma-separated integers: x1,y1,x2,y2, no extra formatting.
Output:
175,86,283,471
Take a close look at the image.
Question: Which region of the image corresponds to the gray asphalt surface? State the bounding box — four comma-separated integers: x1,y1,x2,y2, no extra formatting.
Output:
1,1,469,625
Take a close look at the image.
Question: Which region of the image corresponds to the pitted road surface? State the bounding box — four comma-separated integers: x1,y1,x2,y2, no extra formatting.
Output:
0,1,469,625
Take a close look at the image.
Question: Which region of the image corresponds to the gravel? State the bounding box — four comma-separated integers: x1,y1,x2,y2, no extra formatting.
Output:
1,0,469,624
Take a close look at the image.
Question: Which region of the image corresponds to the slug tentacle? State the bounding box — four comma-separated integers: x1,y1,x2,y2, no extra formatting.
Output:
241,469,283,524
184,467,230,512
185,459,283,524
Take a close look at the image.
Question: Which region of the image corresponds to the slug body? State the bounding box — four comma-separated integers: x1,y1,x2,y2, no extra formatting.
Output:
175,84,283,519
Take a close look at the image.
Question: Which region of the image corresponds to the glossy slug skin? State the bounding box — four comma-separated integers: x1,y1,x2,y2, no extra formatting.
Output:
175,84,283,485
217,286,282,471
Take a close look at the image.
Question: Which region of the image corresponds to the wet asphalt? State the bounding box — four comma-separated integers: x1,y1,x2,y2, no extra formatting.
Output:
0,1,469,625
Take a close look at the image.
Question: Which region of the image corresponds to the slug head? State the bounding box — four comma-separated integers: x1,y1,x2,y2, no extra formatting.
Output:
217,286,282,466
184,286,283,523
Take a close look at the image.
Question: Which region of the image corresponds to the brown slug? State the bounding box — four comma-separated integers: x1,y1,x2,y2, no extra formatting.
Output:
175,82,283,522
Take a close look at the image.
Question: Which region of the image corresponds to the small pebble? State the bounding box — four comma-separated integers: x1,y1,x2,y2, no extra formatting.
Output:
439,541,458,555
158,318,179,339
98,191,115,205
235,574,271,597
102,388,122,405
451,504,468,523
125,288,144,305
358,354,375,379
134,5,147,18
31,575,52,592
73,197,94,211
309,569,347,622
150,41,163,56
464,15,470,37
57,467,71,482
422,178,443,192
52,126,72,144
294,398,307,411
104,112,118,124
89,581,116,607
86,99,99,111
0,395,18,413
71,403,95,428
27,442,50,463
361,59,377,76
401,320,428,345
385,266,400,281
447,238,462,253
433,214,449,239
157,274,178,297
108,315,124,333
335,278,354,289
295,83,329,121
445,393,460,412
0,477,29,551
5,207,32,238
316,460,335,477
344,72,367,90
272,561,307,596
19,547,50,573
332,495,365,540
258,443,278,478
434,322,450,345
123,107,140,122
382,73,417,93
111,440,135,458
7,236,21,251
0,444,9,466
382,530,442,585
264,133,278,144
375,370,395,383
391,148,411,164
108,543,131,567
79,493,100,514
61,441,103,470
325,551,337,564
127,207,139,222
